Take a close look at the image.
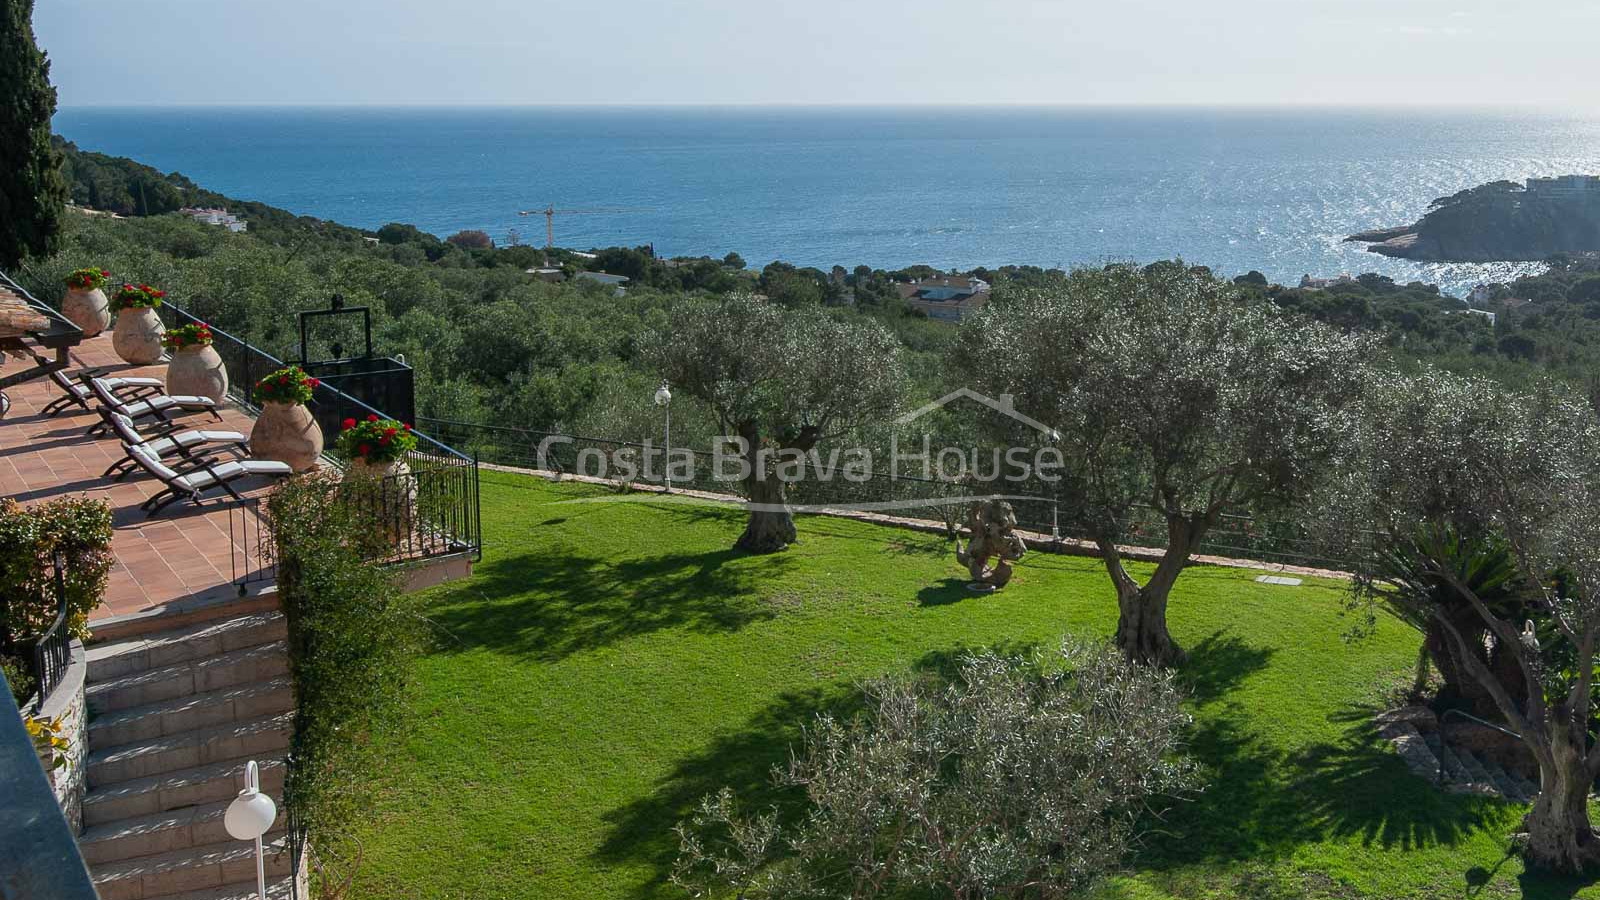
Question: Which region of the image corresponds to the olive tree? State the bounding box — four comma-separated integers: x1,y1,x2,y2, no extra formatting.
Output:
959,262,1372,665
672,642,1198,900
1351,370,1600,873
643,294,904,553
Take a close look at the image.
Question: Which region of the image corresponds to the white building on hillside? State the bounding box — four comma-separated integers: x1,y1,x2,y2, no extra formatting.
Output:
178,207,248,233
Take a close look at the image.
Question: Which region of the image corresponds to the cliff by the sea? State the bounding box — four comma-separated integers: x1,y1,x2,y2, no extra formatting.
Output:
1346,177,1600,262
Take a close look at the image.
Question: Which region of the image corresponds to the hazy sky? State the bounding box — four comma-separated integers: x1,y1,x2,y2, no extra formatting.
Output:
34,0,1600,108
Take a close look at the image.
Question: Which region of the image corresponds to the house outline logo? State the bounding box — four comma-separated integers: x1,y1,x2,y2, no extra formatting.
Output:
894,387,1058,437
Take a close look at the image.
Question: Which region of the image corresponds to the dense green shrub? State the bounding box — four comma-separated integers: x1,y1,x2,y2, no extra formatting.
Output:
266,473,421,890
0,497,112,640
673,642,1199,899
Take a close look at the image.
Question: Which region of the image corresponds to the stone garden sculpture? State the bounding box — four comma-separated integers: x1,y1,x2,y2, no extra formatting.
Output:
955,497,1026,591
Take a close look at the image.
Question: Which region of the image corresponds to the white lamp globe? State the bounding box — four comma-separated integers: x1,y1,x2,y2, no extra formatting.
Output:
654,383,672,406
225,785,277,841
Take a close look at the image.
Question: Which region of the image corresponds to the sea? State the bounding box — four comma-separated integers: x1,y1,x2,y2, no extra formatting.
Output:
52,106,1600,296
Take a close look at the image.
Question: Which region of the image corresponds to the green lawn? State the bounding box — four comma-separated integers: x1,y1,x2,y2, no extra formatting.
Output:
351,471,1596,899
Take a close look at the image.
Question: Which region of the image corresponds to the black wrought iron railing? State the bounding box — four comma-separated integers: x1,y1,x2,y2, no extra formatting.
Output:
156,301,481,565
17,551,71,716
228,497,277,594
418,417,1366,572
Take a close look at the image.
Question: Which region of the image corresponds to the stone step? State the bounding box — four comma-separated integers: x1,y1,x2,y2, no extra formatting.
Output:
1439,744,1465,780
83,754,286,828
79,796,287,867
159,878,296,900
90,678,293,752
1457,747,1493,782
89,713,292,789
88,612,287,684
89,588,281,646
91,832,293,900
87,642,288,714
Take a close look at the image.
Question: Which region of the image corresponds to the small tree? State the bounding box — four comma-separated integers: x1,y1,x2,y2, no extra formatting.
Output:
0,0,69,269
673,643,1198,900
1350,371,1600,873
958,262,1372,664
643,294,904,553
445,229,494,250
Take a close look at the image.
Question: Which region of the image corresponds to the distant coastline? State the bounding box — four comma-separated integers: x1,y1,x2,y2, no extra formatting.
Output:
52,105,1590,293
1346,176,1600,262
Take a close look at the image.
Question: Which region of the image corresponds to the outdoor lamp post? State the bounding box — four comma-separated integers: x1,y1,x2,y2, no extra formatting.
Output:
224,760,278,900
654,382,673,492
1047,428,1061,543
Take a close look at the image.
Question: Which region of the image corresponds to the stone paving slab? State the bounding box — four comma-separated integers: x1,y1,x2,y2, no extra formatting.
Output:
1,333,273,622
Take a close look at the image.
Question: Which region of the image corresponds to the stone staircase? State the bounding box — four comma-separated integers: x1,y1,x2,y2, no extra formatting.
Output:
80,600,299,900
1424,731,1540,802
1376,705,1540,803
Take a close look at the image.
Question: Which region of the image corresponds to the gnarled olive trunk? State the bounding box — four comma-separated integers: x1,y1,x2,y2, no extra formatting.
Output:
1524,718,1600,873
737,464,796,553
1105,515,1201,667
1114,582,1183,667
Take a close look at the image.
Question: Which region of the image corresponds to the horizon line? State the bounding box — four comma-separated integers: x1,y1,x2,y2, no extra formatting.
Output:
53,100,1578,114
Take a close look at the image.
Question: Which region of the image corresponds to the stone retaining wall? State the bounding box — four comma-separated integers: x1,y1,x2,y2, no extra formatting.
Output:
34,639,88,833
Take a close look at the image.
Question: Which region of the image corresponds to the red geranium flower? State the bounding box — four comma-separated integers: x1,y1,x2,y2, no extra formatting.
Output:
379,434,392,445
367,413,379,422
307,378,320,387
358,443,371,456
342,418,356,429
100,269,109,276
403,423,412,431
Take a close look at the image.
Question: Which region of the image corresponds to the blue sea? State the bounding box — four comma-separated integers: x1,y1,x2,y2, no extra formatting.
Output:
52,106,1600,295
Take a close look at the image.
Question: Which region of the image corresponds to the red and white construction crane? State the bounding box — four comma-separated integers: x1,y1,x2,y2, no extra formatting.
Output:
517,205,650,249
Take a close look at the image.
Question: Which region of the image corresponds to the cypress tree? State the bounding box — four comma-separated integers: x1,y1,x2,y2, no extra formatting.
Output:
0,0,68,270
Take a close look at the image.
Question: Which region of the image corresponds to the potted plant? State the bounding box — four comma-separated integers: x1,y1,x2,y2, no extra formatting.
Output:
109,283,166,364
248,365,323,472
335,414,419,476
61,268,112,336
162,322,228,403
336,414,420,542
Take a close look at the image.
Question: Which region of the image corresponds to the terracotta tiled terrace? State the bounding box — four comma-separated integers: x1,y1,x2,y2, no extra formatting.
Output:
1,333,275,623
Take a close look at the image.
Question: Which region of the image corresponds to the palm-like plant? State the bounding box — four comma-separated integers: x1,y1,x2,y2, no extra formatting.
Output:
1372,525,1527,709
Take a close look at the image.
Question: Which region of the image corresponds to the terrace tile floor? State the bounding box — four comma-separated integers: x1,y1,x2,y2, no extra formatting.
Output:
1,333,276,621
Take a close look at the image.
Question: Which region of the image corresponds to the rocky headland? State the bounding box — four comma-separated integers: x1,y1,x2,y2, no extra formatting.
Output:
1346,177,1600,262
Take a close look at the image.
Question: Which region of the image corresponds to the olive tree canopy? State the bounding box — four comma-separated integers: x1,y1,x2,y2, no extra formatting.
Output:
959,262,1373,664
673,642,1198,900
643,294,904,552
1350,370,1600,873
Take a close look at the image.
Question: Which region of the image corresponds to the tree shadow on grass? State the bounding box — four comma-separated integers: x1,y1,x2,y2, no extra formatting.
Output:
916,577,975,606
1142,693,1511,877
425,544,793,662
591,640,1051,900
593,681,857,900
1179,631,1277,707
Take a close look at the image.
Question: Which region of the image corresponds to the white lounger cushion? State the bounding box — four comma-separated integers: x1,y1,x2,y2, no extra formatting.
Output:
127,444,291,491
54,371,163,399
171,459,293,491
108,412,246,462
145,429,247,456
117,394,217,418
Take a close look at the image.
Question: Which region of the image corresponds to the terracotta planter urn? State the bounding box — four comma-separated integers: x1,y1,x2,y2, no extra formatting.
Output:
344,457,418,546
61,288,110,336
249,402,323,473
165,344,229,404
111,307,165,365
